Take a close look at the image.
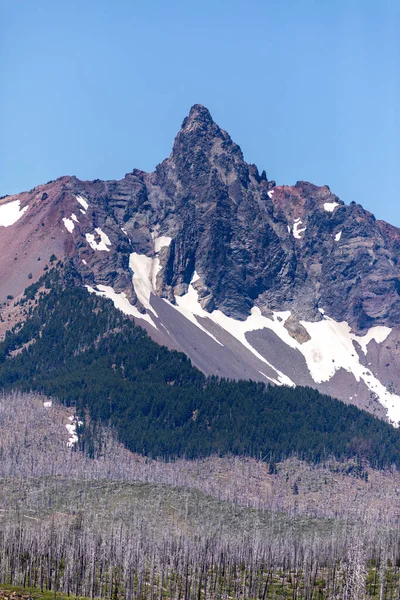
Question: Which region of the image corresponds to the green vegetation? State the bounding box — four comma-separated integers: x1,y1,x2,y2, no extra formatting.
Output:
0,585,79,600
0,271,399,467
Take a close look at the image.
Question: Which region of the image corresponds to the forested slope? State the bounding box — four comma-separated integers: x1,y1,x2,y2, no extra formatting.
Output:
1,270,399,466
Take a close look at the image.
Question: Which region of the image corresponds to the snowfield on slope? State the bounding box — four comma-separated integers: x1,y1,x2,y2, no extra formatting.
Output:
62,215,79,233
86,284,156,328
293,219,306,239
86,228,112,251
76,195,89,211
324,202,339,212
170,273,292,383
0,200,29,227
165,274,400,425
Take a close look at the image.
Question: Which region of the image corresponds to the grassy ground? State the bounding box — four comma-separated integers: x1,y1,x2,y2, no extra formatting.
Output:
1,568,400,600
0,585,86,600
0,476,339,539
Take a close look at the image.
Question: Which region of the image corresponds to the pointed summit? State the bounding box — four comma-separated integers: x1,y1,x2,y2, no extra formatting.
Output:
165,103,245,185
184,103,213,123
180,104,216,132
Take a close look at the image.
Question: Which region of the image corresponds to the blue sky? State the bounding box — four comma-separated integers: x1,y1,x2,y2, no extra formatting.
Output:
1,0,399,223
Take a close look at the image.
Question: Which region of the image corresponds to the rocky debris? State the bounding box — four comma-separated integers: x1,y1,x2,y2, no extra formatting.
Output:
284,314,311,344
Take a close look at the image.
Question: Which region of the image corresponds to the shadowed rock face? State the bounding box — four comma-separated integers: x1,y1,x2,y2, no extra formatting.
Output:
2,104,400,420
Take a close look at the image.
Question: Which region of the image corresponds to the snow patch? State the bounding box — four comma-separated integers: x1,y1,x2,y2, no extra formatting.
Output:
267,190,274,198
82,259,87,265
65,415,83,448
86,284,156,328
0,200,29,227
62,217,75,233
86,228,112,252
71,213,79,223
129,253,160,317
324,202,339,212
76,195,89,211
170,274,223,346
169,275,293,378
127,243,172,325
154,236,172,253
293,219,306,239
334,231,342,241
354,326,391,355
43,401,52,408
259,371,280,385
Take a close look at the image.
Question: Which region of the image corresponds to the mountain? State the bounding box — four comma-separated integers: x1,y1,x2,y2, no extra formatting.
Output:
1,104,400,424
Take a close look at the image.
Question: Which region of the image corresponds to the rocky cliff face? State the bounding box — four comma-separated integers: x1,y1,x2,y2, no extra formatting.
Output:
2,104,400,424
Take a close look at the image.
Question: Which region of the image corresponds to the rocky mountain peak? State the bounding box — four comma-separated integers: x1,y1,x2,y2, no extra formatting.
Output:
2,106,400,423
162,105,247,200
181,104,215,129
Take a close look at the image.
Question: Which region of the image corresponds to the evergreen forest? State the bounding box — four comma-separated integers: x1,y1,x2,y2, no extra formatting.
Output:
1,270,399,467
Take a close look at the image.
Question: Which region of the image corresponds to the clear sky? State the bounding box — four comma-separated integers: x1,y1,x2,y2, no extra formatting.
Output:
1,0,399,224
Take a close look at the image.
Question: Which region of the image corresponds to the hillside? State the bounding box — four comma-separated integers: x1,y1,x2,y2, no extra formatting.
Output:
1,271,399,467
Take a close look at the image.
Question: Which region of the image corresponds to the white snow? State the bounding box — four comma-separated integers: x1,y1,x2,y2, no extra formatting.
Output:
121,227,128,236
0,200,29,227
154,236,172,253
65,415,83,448
267,190,274,198
62,217,75,233
129,253,160,317
86,228,112,252
318,308,325,315
76,195,89,211
86,284,156,328
166,279,400,424
169,274,293,380
86,242,170,329
71,213,79,223
287,225,291,234
334,231,342,241
80,209,86,215
43,401,52,408
259,371,281,385
324,202,339,212
250,311,399,425
354,326,391,355
82,259,87,265
170,275,223,346
128,240,172,319
293,218,306,239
